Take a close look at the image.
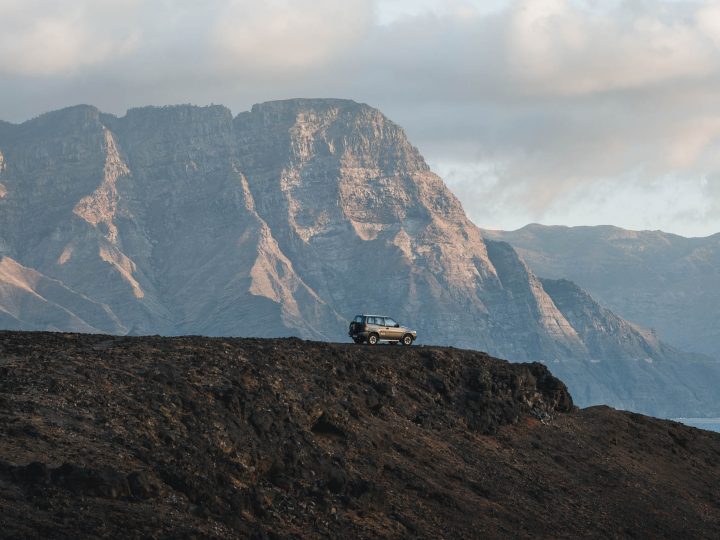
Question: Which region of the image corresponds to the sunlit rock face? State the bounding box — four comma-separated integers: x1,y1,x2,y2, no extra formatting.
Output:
0,99,718,416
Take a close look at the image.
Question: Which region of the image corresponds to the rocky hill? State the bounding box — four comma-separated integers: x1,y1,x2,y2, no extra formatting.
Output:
0,99,719,416
1,332,719,538
483,224,720,357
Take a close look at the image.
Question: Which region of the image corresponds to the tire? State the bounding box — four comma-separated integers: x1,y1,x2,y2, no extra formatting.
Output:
367,333,379,345
401,334,413,346
352,337,363,344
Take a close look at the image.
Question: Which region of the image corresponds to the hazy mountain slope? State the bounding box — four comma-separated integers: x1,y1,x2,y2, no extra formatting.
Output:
0,100,719,415
0,256,124,334
0,106,171,334
539,277,720,415
483,224,720,356
0,104,344,339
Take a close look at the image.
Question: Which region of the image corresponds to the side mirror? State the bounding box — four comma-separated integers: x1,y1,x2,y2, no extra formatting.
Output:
395,323,400,327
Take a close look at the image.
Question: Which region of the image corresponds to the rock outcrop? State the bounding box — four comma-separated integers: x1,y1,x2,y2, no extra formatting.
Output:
1,332,719,539
0,100,719,416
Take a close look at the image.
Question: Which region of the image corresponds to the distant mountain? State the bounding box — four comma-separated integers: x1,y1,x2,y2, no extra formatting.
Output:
0,100,718,416
538,277,719,416
483,224,720,357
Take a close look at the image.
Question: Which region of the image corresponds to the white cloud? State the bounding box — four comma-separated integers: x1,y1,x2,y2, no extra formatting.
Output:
0,1,141,75
507,0,720,96
212,0,372,72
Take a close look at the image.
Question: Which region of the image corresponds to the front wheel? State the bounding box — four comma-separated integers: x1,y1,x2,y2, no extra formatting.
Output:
367,333,379,345
401,334,413,346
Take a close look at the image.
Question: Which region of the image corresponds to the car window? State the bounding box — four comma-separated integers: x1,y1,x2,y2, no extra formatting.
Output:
354,315,363,323
385,318,397,327
370,317,380,325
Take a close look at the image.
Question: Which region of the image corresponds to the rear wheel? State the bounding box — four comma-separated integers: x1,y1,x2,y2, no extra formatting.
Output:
401,334,413,346
352,337,363,344
367,333,379,345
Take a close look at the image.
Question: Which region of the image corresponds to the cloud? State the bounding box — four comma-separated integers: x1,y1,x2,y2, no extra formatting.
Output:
1,0,720,236
212,0,372,72
507,0,720,95
0,0,141,76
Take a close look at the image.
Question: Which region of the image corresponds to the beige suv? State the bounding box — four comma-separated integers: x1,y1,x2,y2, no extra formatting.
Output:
348,314,417,345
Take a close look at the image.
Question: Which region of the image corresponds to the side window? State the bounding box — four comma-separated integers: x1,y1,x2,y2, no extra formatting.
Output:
385,318,397,327
354,315,363,323
377,317,386,326
370,317,380,325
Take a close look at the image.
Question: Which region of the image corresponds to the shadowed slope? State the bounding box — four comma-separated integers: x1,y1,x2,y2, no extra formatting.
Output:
0,332,719,538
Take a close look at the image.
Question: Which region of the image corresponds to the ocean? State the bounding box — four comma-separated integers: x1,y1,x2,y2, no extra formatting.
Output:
674,418,720,433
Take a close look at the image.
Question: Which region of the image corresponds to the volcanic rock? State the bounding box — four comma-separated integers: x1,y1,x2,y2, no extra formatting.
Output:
1,331,719,538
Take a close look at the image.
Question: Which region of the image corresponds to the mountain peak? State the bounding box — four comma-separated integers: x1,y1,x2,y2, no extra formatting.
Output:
13,105,102,136
236,96,430,176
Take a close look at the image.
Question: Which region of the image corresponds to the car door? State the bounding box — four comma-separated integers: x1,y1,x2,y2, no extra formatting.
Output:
374,317,388,339
367,316,381,337
383,317,402,340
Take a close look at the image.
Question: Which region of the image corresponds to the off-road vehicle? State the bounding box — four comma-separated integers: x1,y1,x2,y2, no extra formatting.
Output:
348,314,417,345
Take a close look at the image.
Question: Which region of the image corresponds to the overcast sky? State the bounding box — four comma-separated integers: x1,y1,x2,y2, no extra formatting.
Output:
2,0,720,237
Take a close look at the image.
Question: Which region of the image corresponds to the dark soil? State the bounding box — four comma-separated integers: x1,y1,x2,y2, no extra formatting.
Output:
0,331,718,538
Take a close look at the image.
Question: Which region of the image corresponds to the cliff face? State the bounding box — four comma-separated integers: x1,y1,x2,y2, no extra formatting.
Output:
0,99,577,353
0,100,718,415
1,332,720,539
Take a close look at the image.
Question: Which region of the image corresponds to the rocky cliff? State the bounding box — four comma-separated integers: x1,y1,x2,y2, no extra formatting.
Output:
1,332,719,539
0,100,718,416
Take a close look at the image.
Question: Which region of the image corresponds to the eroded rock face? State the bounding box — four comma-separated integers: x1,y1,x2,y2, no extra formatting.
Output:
0,99,718,415
0,99,573,352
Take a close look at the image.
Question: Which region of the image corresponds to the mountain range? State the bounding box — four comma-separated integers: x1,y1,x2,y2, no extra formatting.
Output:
0,99,718,416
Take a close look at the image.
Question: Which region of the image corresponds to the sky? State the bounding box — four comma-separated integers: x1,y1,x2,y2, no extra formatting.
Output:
1,0,720,237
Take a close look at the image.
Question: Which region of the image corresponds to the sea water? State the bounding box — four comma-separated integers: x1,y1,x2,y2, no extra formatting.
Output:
674,418,720,433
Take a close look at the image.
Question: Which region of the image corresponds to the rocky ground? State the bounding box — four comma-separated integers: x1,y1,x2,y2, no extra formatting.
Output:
0,331,719,539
